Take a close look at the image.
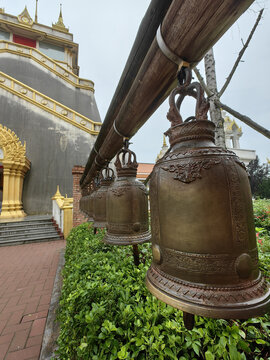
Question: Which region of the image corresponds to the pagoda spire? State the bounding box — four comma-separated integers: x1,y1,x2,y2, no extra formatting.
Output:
52,4,69,32
163,134,167,147
156,135,169,162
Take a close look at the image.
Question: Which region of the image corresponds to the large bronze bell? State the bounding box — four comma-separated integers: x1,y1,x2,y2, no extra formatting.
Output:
93,167,114,229
104,143,151,245
146,68,270,324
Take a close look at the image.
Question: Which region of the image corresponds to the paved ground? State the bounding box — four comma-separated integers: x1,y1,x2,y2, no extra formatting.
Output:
0,240,65,360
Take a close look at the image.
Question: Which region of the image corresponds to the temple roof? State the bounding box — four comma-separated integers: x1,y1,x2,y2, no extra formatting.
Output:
137,163,154,179
0,7,76,47
222,111,242,135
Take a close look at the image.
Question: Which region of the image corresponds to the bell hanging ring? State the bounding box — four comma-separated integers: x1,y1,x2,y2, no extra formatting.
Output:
92,167,114,229
146,67,270,323
104,143,151,245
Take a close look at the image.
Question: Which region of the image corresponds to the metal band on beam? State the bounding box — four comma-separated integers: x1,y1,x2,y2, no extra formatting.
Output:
113,120,130,139
156,25,189,69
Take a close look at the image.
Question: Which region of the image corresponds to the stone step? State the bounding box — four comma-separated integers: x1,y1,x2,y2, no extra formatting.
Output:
0,223,56,233
0,233,63,247
0,229,59,240
0,217,53,228
0,216,63,246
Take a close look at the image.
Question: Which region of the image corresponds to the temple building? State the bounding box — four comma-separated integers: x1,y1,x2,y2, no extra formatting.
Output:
0,6,101,217
223,111,256,165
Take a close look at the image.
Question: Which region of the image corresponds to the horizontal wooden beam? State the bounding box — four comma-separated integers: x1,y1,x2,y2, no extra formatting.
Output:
80,0,173,185
81,0,254,188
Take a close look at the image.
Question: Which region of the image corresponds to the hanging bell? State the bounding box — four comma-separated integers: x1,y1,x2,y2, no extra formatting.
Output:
146,68,270,322
79,185,89,216
85,180,95,222
92,167,114,229
104,143,151,245
79,182,94,221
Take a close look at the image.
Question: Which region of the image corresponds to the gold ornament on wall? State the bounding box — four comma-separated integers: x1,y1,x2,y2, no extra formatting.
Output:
0,124,31,219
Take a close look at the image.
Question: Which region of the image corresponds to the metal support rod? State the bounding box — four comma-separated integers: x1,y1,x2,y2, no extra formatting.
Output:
132,245,140,266
183,312,195,330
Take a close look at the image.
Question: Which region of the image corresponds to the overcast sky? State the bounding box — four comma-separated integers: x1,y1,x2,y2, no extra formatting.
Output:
3,0,270,164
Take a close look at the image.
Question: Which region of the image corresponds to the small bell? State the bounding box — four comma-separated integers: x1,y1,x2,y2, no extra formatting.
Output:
146,68,270,326
92,167,114,229
80,181,95,221
104,143,151,245
79,185,89,216
85,181,95,222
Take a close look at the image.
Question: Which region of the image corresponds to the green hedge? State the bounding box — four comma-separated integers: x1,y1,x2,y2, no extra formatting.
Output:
253,199,270,231
56,221,270,360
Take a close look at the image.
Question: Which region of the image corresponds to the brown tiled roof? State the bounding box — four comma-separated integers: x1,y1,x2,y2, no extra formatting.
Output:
137,163,154,179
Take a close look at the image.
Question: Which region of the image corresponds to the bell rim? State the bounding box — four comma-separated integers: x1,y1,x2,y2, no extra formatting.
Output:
146,268,270,319
103,230,151,246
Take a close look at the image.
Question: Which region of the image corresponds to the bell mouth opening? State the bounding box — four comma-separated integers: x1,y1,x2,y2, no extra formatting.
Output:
146,265,270,319
165,120,215,147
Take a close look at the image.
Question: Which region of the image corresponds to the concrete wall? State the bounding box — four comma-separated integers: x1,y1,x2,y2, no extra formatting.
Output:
0,91,96,215
0,54,101,122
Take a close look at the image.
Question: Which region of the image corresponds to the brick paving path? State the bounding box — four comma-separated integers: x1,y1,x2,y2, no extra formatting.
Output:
0,240,65,360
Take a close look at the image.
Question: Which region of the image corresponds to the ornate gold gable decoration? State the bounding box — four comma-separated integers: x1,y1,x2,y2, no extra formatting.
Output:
18,6,34,27
0,125,27,163
223,113,242,134
52,5,69,33
0,124,30,218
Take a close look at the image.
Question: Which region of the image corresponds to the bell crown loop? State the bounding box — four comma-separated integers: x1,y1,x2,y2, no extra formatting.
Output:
115,146,138,178
99,166,115,185
167,67,209,126
165,68,214,147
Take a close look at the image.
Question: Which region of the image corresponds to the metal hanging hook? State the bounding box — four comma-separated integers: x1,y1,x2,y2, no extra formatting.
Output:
177,66,192,87
123,137,133,150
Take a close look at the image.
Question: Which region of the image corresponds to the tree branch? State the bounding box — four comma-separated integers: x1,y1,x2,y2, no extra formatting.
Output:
215,100,270,139
218,8,264,97
193,67,212,97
